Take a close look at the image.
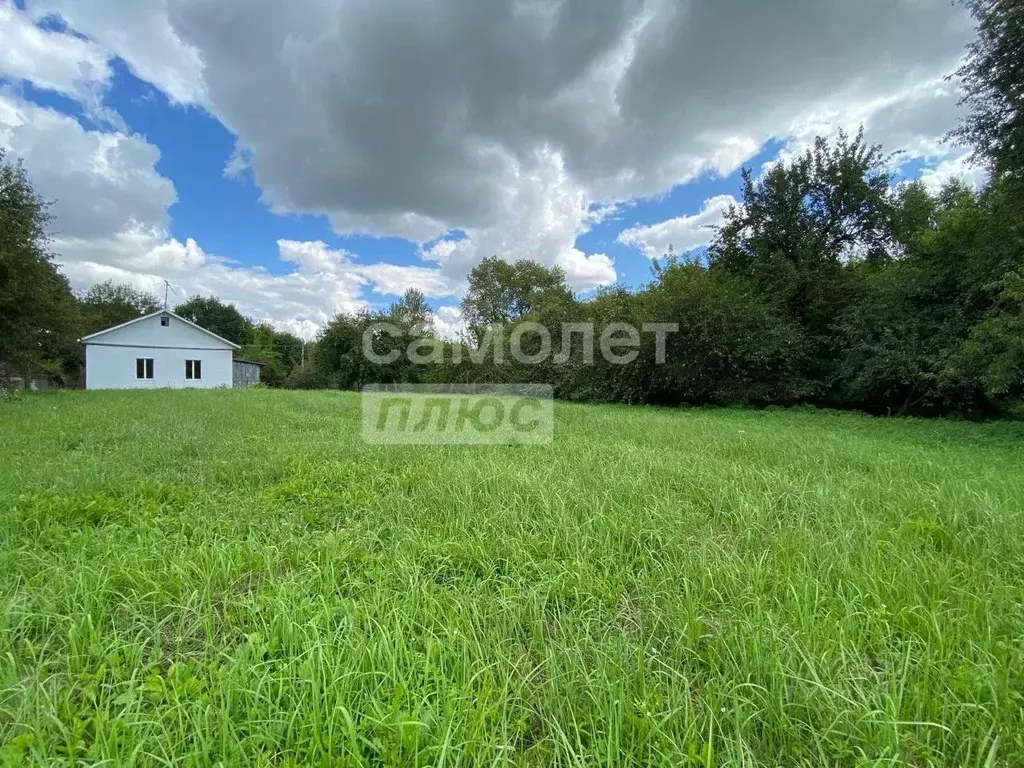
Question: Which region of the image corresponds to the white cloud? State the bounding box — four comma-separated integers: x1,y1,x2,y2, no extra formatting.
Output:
356,263,461,299
52,228,206,275
618,194,738,258
56,233,466,341
759,77,970,185
555,249,617,291
276,239,460,299
432,306,468,341
918,152,988,193
420,148,617,291
0,92,175,241
27,0,205,105
0,91,450,339
24,0,974,283
277,239,350,274
0,4,111,104
57,248,366,341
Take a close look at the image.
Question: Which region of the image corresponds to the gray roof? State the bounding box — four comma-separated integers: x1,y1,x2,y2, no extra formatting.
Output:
79,310,242,350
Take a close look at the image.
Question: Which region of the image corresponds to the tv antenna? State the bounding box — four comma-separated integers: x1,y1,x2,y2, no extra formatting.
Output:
162,279,178,309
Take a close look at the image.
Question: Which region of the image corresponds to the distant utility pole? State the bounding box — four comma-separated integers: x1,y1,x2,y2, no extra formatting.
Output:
163,279,175,309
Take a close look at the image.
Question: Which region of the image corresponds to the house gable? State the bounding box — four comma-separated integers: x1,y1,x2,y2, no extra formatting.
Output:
82,311,239,350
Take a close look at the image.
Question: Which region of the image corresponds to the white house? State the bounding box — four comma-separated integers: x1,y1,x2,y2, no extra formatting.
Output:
81,310,240,390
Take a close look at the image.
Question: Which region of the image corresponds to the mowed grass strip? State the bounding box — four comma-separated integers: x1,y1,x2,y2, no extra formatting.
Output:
0,390,1022,766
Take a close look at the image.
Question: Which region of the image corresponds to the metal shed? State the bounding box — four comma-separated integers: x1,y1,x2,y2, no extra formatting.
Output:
232,359,265,388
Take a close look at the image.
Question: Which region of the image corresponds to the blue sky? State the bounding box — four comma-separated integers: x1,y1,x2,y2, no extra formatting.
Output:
0,0,981,338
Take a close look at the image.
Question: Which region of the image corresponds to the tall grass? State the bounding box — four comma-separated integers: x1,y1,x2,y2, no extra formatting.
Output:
0,390,1022,766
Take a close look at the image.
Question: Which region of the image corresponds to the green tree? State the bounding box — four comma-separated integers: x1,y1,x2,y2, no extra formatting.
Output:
832,260,954,414
952,0,1024,181
283,361,315,389
645,264,807,406
950,270,1024,412
79,280,161,335
238,322,284,386
0,149,77,376
460,257,574,337
831,176,1024,415
272,330,305,372
237,323,306,387
312,311,376,389
388,289,433,332
709,129,894,394
174,295,253,345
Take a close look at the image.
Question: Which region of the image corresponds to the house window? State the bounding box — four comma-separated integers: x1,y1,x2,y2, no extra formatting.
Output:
160,316,170,327
185,359,202,380
136,358,154,380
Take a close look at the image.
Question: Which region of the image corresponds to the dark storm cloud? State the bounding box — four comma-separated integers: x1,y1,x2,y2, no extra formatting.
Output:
158,0,969,236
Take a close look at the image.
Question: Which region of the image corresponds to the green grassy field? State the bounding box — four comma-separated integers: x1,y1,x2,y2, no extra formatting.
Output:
0,391,1022,766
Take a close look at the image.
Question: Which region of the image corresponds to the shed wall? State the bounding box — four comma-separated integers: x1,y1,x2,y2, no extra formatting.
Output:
232,361,262,388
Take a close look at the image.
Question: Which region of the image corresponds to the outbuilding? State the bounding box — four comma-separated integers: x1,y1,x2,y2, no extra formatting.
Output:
232,359,264,388
81,310,240,390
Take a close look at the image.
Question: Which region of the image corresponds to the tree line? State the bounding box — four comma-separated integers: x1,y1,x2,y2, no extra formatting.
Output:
313,144,1022,417
2,0,1021,415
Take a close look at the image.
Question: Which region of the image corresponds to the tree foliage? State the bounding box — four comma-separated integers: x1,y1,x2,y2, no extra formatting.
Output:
238,321,306,387
312,311,376,390
79,280,162,336
710,130,893,390
174,295,252,345
460,257,574,337
0,150,77,375
952,0,1024,181
388,289,433,332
